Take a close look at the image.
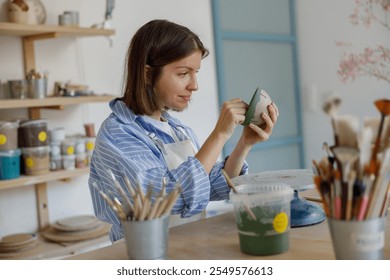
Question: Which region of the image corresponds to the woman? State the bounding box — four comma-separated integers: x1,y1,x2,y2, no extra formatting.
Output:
89,19,279,242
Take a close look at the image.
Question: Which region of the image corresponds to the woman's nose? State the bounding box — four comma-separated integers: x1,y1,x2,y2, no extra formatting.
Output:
188,74,198,91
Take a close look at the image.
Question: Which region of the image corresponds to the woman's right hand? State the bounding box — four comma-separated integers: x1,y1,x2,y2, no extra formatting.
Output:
214,98,247,139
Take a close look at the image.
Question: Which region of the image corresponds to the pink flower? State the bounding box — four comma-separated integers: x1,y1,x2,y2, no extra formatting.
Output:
337,0,390,84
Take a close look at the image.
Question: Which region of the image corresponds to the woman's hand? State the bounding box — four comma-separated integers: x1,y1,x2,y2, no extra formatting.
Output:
214,98,247,139
241,102,279,146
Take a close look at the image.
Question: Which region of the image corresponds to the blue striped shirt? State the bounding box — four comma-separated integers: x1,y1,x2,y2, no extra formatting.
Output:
88,98,248,242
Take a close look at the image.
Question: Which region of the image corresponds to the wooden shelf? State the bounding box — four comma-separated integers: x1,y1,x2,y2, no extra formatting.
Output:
0,167,90,191
0,94,114,110
0,234,111,260
0,22,115,37
0,20,114,233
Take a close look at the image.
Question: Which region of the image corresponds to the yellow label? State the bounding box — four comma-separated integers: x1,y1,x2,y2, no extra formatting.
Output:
273,212,288,233
0,134,7,145
67,146,74,155
26,157,34,168
38,131,47,142
86,142,95,151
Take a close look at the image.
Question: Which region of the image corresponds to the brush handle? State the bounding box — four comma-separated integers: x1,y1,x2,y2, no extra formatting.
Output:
356,196,369,221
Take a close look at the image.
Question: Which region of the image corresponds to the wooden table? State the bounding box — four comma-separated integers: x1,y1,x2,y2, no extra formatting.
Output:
67,210,390,260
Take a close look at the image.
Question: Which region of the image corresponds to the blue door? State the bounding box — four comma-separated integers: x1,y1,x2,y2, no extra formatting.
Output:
212,0,305,172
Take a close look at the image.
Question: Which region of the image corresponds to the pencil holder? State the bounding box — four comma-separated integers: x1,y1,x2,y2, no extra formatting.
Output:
121,214,170,260
328,217,386,260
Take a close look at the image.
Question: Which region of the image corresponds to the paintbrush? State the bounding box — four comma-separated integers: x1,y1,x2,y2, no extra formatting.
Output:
323,96,342,145
368,99,390,175
365,148,390,219
221,169,257,220
358,126,374,180
333,114,360,148
91,182,127,220
107,169,134,217
345,170,356,221
313,175,331,217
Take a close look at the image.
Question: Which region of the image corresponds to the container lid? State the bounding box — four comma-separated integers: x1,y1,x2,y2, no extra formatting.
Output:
0,149,21,157
22,146,50,154
62,154,76,159
230,183,294,203
0,121,19,129
20,119,48,128
51,155,62,160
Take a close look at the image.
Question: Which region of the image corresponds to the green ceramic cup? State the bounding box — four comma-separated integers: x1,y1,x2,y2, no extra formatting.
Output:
242,87,272,126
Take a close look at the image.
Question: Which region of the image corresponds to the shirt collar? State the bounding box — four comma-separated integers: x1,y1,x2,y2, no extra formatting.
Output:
109,98,184,128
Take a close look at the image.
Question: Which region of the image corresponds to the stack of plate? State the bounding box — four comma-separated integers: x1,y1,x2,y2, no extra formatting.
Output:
42,215,111,242
0,233,38,253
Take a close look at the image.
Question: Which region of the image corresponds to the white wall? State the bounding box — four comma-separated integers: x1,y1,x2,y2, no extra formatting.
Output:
296,0,389,166
0,0,388,236
0,0,218,236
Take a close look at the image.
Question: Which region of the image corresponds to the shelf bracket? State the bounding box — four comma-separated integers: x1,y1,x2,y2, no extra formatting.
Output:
22,32,58,75
28,107,41,120
35,182,50,230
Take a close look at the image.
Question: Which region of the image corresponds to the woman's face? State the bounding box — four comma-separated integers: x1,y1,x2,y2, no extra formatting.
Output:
154,51,202,113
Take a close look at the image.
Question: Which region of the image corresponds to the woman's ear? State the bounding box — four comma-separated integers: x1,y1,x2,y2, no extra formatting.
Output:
145,65,152,85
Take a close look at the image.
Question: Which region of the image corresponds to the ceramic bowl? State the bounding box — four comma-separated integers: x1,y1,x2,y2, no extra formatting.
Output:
242,87,273,126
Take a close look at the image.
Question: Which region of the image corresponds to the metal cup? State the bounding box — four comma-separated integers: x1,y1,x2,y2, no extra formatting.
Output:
121,215,170,260
27,78,47,99
8,80,28,99
328,217,386,260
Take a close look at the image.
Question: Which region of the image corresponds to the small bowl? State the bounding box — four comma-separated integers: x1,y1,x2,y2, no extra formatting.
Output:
242,87,272,126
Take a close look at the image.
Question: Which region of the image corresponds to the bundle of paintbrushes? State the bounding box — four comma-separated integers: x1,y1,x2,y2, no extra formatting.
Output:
312,98,390,221
92,170,182,221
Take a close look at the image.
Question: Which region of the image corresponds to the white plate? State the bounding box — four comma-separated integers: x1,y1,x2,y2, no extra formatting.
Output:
231,169,315,191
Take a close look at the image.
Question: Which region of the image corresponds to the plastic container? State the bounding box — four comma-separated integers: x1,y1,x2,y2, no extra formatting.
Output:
19,119,48,147
85,137,96,153
0,121,19,151
74,138,86,154
62,154,75,170
49,141,61,157
50,155,62,171
48,127,65,143
61,139,75,155
75,152,87,168
230,183,294,256
0,149,21,180
22,146,50,175
86,151,93,166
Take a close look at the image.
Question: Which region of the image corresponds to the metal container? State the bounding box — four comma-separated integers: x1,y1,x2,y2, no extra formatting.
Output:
328,217,386,260
27,78,47,99
8,80,28,99
121,214,169,260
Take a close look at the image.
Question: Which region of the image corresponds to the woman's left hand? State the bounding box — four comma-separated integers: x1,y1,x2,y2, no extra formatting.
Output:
241,102,279,146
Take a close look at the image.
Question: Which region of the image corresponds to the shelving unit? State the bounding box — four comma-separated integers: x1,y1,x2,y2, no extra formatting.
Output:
0,22,115,239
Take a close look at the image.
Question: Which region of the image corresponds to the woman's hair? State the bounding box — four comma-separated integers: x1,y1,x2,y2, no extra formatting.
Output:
121,19,209,115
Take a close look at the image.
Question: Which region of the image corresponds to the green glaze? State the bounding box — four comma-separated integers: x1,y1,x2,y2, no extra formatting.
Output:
242,87,259,126
235,206,289,255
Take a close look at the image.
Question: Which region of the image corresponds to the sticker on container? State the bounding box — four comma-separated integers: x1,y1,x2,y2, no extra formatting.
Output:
86,141,95,151
26,157,34,168
350,231,384,251
38,131,47,142
273,212,288,233
0,134,7,145
66,146,74,155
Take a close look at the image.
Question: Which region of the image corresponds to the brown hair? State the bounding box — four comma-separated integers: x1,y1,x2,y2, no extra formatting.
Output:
121,19,209,115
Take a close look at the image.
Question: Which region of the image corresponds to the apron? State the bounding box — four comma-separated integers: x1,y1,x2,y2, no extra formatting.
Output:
138,120,204,227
